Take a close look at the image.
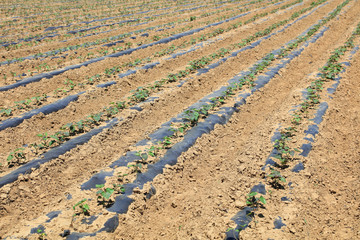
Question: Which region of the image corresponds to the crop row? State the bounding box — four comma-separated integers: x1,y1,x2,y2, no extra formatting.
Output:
0,0,308,122
0,0,239,47
0,0,328,174
225,3,359,238
7,2,342,236
0,0,267,78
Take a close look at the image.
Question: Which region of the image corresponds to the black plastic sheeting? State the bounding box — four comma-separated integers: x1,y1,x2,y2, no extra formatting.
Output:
292,162,304,173
273,217,286,229
0,37,216,130
46,211,61,223
0,0,229,63
0,3,271,92
298,45,360,158
251,183,266,195
226,206,254,239
226,26,330,239
97,39,213,88
69,21,329,240
281,196,291,202
81,215,98,225
28,210,61,235
0,91,84,131
3,3,333,237
0,20,170,66
242,40,360,240
261,27,330,171
64,215,119,239
1,1,208,47
0,118,118,188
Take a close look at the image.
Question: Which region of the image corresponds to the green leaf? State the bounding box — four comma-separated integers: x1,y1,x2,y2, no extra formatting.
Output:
259,196,266,205
96,184,104,188
141,153,148,160
248,192,257,197
82,204,90,212
73,198,87,210
7,154,13,161
102,188,114,199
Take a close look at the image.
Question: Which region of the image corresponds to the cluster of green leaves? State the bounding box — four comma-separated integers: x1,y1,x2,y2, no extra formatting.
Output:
7,148,26,166
0,94,47,118
36,228,47,240
273,127,300,166
96,183,124,206
235,0,355,228
263,10,359,226
2,0,332,172
246,192,266,209
135,145,162,163
267,167,286,188
73,199,90,216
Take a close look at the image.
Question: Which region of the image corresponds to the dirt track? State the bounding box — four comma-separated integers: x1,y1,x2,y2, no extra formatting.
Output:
0,0,359,239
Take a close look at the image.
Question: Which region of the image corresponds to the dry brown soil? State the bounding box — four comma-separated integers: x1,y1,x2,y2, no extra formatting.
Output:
0,0,359,239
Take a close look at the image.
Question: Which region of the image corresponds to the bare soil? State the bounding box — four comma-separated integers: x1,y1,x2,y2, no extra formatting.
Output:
0,0,359,239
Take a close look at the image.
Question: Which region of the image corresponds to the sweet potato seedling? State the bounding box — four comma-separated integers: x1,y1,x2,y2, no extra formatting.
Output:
7,148,26,166
267,168,286,189
0,108,12,117
135,150,148,163
162,136,172,148
246,192,266,209
128,163,142,173
36,229,46,240
147,145,161,157
73,199,90,216
96,184,117,206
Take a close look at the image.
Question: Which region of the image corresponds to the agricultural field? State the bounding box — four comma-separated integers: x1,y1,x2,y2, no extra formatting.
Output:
0,0,359,239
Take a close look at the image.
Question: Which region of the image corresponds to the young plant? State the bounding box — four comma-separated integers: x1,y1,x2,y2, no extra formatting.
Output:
37,229,46,240
147,145,161,157
117,172,129,182
96,184,115,206
73,199,90,216
267,168,286,189
135,150,148,163
7,148,26,166
246,192,266,209
127,163,142,173
0,108,12,117
170,122,189,137
162,136,172,148
183,109,200,126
